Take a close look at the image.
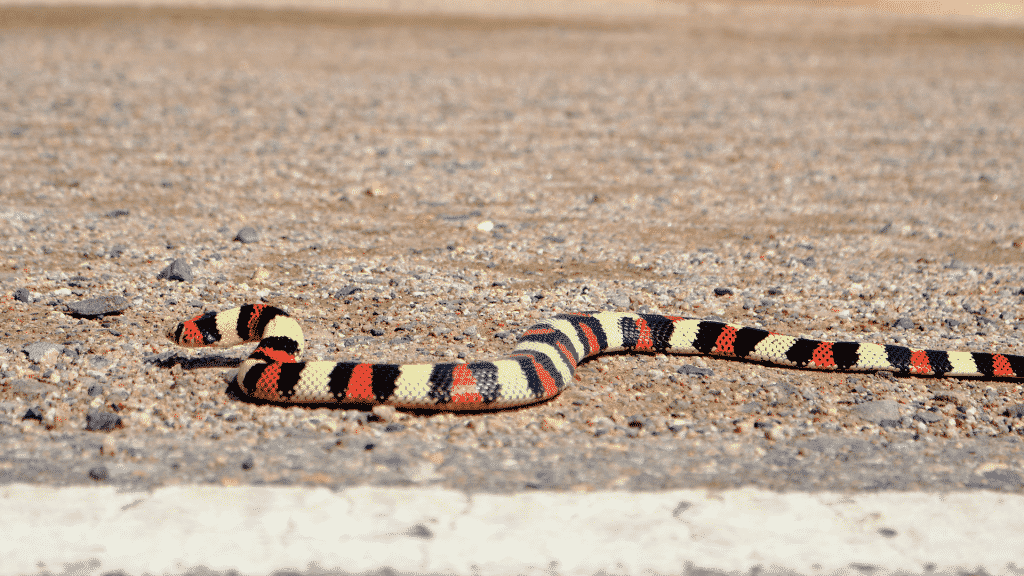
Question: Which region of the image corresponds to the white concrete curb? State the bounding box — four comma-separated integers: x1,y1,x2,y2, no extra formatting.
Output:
4,484,1023,575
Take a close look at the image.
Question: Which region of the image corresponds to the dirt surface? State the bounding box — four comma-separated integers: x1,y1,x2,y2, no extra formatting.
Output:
2,2,1024,492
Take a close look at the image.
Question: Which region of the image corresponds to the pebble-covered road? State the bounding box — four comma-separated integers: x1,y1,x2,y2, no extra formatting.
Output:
2,2,1024,493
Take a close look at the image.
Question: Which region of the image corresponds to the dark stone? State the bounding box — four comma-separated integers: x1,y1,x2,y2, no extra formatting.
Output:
87,384,104,397
334,286,361,298
713,287,734,296
406,524,433,539
234,226,260,244
22,406,43,421
344,336,369,347
627,415,653,429
105,209,130,218
1005,404,1024,418
85,410,122,431
67,295,130,317
893,318,915,330
672,501,692,517
914,410,944,423
241,455,255,470
13,287,30,302
88,466,109,481
981,469,1024,487
157,258,193,282
677,365,714,377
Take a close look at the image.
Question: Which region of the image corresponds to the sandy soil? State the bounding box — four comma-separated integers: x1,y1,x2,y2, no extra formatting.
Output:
2,1,1024,491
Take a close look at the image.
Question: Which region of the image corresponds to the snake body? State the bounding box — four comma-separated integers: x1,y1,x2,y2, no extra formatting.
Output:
170,303,1024,409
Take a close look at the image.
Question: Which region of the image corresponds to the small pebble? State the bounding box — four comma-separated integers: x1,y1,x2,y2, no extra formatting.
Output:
23,342,63,363
893,318,915,330
67,296,130,317
678,365,714,377
234,226,260,244
88,466,109,481
335,286,361,298
22,407,44,421
157,258,193,282
85,410,123,432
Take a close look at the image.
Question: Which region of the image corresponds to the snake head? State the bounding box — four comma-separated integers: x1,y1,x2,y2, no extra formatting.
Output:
168,312,217,347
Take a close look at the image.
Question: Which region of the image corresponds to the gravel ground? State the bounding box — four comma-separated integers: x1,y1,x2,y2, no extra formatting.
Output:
2,2,1024,493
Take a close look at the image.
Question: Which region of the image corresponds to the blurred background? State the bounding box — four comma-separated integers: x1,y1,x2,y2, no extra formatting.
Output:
0,0,1021,23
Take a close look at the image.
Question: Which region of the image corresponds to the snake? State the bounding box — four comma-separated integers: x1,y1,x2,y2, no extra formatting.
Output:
168,303,1024,410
